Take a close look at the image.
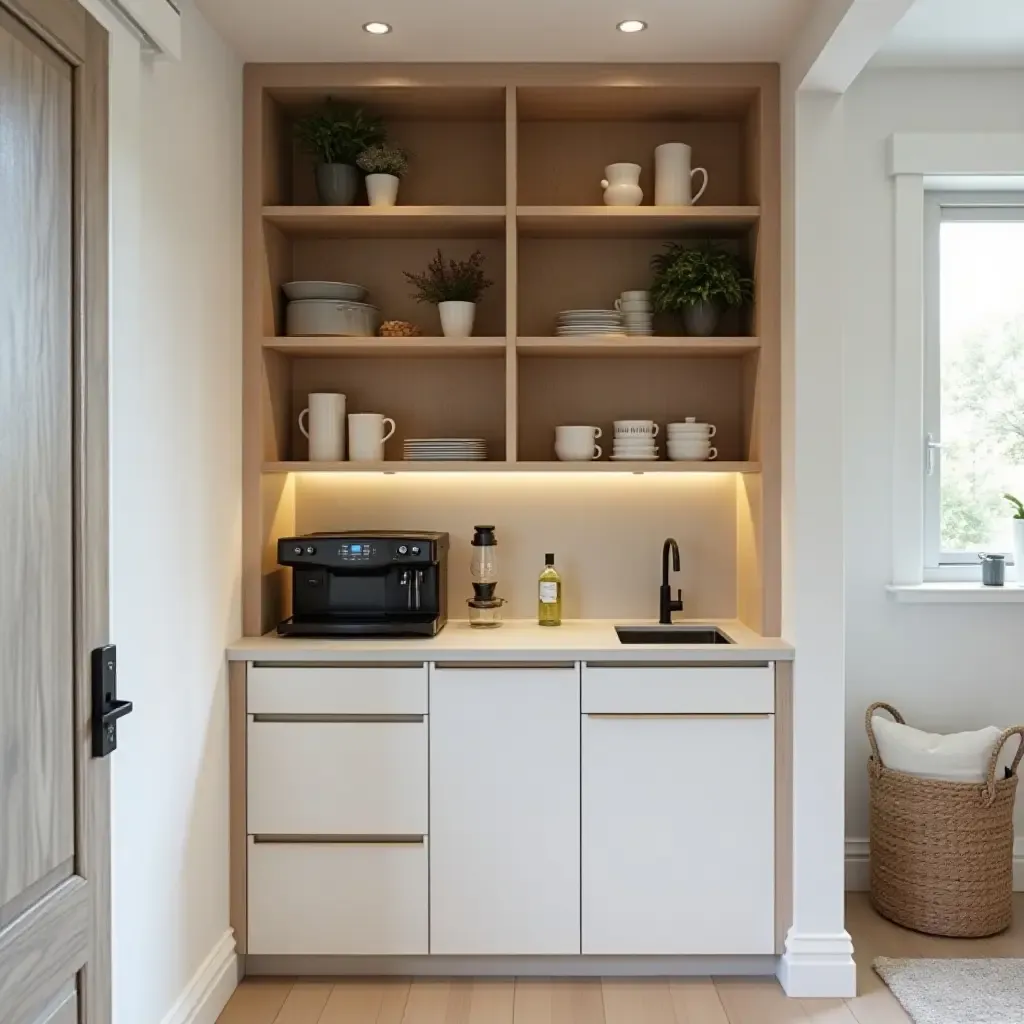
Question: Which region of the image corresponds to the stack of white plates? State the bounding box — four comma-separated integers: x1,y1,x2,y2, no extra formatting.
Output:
403,438,488,461
556,309,625,337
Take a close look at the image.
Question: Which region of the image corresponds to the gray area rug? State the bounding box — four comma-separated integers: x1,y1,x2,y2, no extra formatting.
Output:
874,957,1024,1024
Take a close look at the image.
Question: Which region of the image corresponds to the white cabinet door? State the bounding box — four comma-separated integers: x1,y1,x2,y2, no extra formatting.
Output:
582,714,774,955
430,666,581,954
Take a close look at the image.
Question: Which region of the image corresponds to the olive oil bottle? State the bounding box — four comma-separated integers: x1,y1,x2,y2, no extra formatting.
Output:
538,553,562,626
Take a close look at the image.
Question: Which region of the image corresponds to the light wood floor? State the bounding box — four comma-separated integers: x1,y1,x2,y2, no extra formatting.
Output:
218,893,1024,1024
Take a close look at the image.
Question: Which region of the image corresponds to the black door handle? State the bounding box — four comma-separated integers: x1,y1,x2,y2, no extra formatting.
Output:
92,645,133,757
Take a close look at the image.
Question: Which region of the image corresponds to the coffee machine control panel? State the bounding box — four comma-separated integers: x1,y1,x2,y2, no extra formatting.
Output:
279,534,436,570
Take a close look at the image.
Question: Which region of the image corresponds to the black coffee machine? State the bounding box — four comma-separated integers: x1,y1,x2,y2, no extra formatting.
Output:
277,531,449,638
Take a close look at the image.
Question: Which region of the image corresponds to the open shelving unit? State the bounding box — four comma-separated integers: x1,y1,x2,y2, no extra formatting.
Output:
243,64,780,634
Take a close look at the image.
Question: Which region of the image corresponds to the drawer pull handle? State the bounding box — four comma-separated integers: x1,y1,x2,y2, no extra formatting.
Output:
584,661,772,669
253,834,425,846
585,713,772,720
433,661,577,670
251,714,425,724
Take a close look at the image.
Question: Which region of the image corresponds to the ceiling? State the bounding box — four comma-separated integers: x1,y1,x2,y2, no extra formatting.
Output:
876,0,1024,67
194,0,816,63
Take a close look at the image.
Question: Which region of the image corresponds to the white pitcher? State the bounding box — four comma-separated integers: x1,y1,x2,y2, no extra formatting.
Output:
600,163,643,206
298,392,346,461
654,143,708,206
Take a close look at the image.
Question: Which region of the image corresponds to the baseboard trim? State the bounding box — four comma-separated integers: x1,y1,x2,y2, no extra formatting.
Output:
777,929,856,998
161,930,238,1024
245,953,778,978
846,837,1024,892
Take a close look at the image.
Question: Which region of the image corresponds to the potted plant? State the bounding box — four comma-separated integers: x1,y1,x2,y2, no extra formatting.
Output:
404,249,493,337
294,100,385,205
356,143,409,207
650,241,754,336
1004,494,1024,577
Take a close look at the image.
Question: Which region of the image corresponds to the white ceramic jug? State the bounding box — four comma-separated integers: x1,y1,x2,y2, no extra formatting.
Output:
654,143,708,206
600,163,643,206
298,392,346,461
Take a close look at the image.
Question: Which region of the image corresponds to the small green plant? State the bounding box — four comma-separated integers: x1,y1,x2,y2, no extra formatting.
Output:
404,249,493,304
294,100,385,166
1004,493,1024,519
650,241,754,312
356,143,409,178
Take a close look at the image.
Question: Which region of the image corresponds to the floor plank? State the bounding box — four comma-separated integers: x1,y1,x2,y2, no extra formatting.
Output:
272,981,332,1024
400,979,452,1024
377,979,412,1024
216,977,293,1024
513,979,605,1024
445,979,515,1024
602,979,677,1024
317,980,387,1023
799,999,860,1023
714,978,807,1024
668,979,729,1024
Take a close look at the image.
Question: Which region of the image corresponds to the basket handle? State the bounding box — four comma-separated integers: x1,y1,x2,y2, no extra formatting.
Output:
865,702,905,765
985,725,1024,803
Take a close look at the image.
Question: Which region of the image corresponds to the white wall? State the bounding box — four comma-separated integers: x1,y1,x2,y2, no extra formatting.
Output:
843,69,1024,852
82,0,243,1020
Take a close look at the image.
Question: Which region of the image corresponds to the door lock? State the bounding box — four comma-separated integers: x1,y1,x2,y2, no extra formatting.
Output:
92,645,133,757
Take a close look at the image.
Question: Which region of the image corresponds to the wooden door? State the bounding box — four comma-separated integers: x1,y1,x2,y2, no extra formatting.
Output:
581,714,775,955
0,2,110,1023
429,665,581,955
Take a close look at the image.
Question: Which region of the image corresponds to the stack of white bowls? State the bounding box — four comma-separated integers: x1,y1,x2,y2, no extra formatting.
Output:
667,418,718,461
615,290,653,337
612,420,660,461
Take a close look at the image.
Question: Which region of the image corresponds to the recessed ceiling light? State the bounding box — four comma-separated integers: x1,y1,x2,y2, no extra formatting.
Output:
616,19,647,33
363,21,392,34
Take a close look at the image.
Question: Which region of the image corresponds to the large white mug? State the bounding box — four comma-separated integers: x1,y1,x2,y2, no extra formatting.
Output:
654,143,709,206
555,425,602,461
298,392,346,461
348,413,396,463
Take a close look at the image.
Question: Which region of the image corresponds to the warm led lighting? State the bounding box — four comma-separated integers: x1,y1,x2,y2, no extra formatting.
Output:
362,21,392,34
616,19,647,33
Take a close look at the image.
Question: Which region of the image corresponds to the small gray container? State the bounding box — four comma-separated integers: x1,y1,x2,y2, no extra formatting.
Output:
980,553,1006,586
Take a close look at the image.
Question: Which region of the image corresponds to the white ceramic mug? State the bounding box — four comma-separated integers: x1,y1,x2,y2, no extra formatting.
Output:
669,444,718,462
555,425,602,461
654,142,709,206
615,298,652,312
298,392,346,461
614,420,659,437
348,412,396,463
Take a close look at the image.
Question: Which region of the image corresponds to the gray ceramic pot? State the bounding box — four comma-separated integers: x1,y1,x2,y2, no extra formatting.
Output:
683,300,719,337
315,163,359,205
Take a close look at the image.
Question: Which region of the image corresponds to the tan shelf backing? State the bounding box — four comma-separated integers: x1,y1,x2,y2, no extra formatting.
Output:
517,206,759,239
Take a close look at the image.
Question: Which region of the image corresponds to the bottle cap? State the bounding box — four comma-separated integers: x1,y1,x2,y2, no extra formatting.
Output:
472,526,497,546
545,552,554,564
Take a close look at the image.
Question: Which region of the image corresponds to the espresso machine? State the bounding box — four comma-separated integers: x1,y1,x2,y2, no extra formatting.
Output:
276,531,449,637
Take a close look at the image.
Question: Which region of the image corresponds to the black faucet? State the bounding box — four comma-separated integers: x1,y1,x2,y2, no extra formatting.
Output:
659,537,684,624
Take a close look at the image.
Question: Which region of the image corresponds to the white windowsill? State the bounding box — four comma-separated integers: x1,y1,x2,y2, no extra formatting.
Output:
887,583,1024,603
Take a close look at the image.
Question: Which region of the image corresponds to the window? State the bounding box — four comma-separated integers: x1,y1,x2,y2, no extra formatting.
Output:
923,195,1024,575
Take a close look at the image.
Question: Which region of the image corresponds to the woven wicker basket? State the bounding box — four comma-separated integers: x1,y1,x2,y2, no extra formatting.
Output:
867,702,1024,938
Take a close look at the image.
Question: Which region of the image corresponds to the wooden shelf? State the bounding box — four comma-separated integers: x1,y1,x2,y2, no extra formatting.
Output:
517,206,760,239
263,205,507,239
264,337,507,357
264,461,761,474
516,337,760,357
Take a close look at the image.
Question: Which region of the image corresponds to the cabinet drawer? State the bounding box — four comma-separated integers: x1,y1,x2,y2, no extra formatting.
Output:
248,838,428,955
582,665,774,714
248,665,426,715
248,720,427,836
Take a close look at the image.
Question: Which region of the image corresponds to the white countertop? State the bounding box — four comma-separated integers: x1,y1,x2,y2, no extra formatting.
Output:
227,619,793,663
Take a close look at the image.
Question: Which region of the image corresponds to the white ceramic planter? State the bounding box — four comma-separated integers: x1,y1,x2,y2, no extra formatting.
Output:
439,300,476,338
1013,519,1024,580
366,173,400,207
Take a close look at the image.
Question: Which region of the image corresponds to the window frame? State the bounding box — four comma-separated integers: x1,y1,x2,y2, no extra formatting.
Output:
923,194,1024,576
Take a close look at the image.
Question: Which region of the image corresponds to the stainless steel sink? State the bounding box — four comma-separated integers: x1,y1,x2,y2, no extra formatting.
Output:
615,625,734,645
